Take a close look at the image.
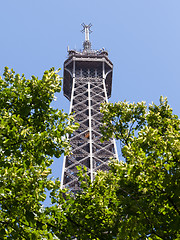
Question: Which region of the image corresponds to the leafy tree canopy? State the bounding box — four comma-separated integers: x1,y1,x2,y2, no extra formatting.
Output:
1,67,179,240
0,67,78,239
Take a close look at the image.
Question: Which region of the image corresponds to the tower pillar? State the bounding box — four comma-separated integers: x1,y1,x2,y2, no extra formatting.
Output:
61,24,118,192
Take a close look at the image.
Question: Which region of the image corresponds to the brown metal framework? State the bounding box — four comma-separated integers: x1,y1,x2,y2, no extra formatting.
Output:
61,27,118,193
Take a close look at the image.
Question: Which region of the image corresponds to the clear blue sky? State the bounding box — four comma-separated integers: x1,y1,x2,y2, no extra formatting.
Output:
1,0,180,189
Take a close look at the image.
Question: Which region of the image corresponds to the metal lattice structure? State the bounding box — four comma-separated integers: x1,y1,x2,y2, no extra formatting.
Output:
61,24,118,192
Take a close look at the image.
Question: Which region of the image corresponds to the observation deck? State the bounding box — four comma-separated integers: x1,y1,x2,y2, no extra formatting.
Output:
63,48,113,101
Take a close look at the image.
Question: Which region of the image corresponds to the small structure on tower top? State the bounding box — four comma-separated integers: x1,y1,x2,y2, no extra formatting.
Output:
81,23,92,51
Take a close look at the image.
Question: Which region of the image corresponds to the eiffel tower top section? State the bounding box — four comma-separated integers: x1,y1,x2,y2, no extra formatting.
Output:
63,24,113,101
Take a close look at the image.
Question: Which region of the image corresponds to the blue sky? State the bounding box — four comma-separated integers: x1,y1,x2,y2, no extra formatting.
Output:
1,0,180,186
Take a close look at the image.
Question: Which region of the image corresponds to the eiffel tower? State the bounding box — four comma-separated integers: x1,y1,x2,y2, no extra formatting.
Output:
61,24,118,192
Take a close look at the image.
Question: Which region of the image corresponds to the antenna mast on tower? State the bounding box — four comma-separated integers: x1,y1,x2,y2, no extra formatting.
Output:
81,23,92,51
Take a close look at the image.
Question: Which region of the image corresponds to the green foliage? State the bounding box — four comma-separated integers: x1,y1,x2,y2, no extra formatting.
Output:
0,67,78,239
99,97,180,239
1,69,179,240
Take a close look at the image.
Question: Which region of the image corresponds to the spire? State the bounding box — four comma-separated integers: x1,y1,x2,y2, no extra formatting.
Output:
81,23,92,51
